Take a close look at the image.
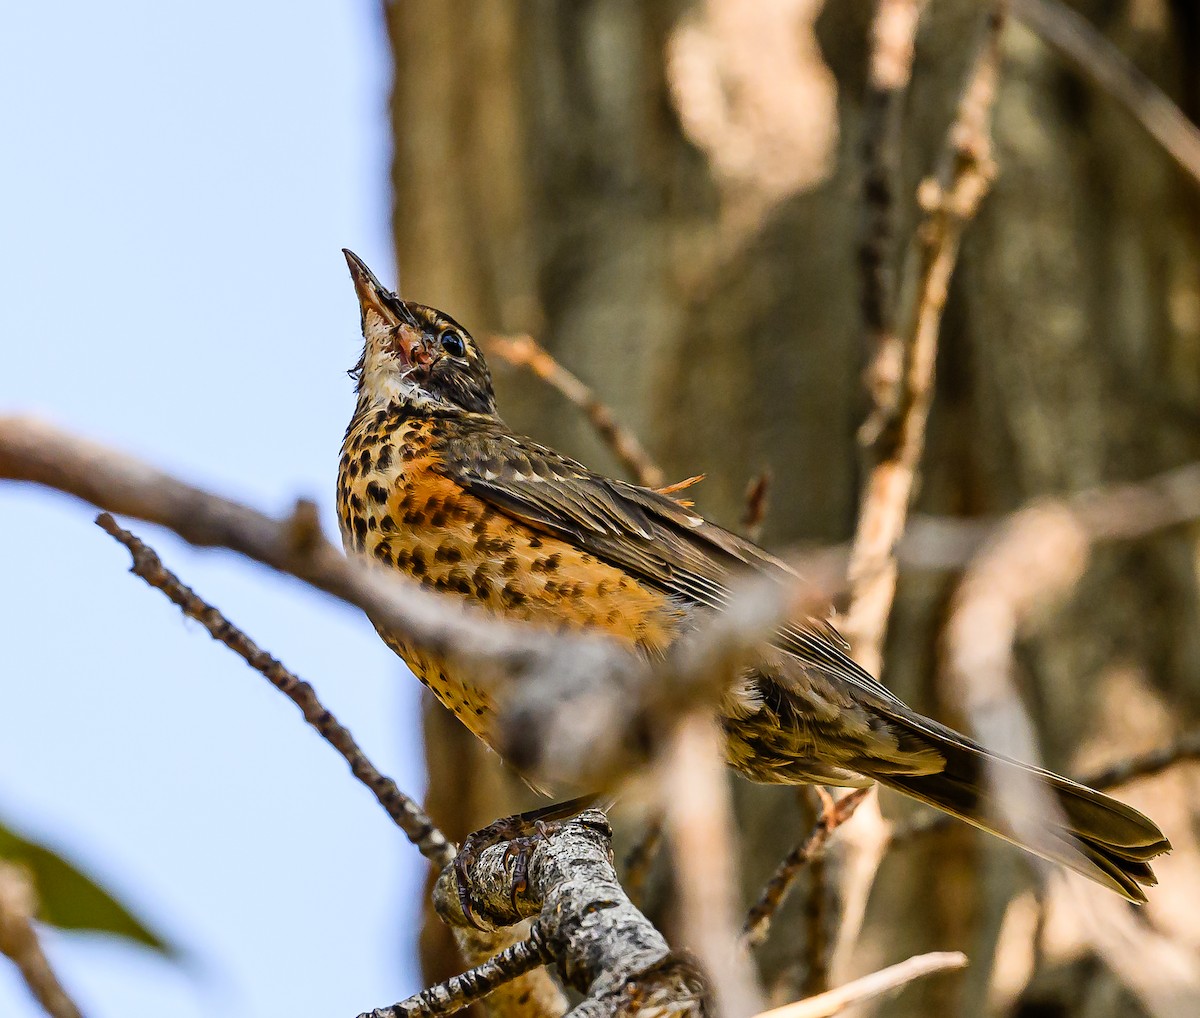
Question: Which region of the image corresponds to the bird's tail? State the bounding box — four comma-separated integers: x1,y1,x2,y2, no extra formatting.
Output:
866,717,1170,902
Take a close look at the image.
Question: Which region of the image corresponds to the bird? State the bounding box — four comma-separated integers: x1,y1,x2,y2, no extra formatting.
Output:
336,248,1169,902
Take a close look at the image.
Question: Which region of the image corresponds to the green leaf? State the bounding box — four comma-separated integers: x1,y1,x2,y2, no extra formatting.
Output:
0,817,177,957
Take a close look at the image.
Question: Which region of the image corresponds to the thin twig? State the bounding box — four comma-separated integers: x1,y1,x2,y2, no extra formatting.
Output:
487,334,665,488
845,3,1006,672
1013,0,1200,189
743,788,871,948
751,952,967,1018
798,787,831,997
0,864,84,1018
832,5,1007,980
1082,729,1200,790
95,513,455,869
358,926,554,1018
741,471,772,544
622,816,664,909
858,0,928,450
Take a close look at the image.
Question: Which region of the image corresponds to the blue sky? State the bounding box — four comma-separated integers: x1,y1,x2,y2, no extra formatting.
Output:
0,3,435,1015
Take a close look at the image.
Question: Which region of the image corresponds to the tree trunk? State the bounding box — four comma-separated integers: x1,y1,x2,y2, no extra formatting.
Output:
387,1,1200,1014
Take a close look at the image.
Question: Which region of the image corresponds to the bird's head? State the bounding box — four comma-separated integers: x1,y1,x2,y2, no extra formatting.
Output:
343,249,497,416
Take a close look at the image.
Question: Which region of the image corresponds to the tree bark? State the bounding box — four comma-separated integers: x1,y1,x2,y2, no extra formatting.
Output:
388,2,1200,1014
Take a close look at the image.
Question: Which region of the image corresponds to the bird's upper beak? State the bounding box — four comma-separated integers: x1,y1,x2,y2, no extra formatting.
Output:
343,248,398,322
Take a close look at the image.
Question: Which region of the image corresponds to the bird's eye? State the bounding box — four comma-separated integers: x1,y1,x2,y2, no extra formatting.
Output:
439,330,466,358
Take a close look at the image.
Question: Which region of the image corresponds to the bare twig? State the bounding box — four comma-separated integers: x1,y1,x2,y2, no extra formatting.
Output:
1013,0,1200,189
1081,729,1200,790
743,788,870,948
358,927,554,1018
622,816,664,909
835,4,1008,981
858,0,928,449
751,952,967,1018
741,471,771,544
95,513,456,869
845,4,1006,672
0,863,83,1018
487,334,665,488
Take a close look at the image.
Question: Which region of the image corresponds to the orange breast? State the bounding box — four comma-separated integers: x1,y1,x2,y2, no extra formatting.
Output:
337,411,681,745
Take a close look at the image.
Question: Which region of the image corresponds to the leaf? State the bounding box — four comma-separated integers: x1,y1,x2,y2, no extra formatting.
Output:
0,817,177,957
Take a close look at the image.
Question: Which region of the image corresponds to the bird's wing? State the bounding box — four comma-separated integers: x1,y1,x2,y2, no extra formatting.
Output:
433,420,905,707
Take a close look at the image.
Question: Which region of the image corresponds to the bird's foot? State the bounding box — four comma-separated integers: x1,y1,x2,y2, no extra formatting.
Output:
453,796,597,929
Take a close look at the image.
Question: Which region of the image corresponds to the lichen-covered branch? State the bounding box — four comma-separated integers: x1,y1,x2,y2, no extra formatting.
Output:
430,810,711,1018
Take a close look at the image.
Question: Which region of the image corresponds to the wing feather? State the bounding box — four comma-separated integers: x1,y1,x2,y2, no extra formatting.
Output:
435,420,904,706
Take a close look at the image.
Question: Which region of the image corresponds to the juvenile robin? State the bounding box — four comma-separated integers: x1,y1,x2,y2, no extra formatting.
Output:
336,249,1169,902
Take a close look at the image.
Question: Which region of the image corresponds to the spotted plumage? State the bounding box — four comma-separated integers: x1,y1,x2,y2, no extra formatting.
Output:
336,249,1169,901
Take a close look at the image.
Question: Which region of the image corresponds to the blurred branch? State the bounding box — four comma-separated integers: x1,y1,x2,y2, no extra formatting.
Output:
742,788,870,949
431,810,710,1018
486,334,665,488
1082,729,1200,790
664,716,763,1018
750,951,967,1018
741,471,771,544
358,928,554,1018
858,0,928,452
835,2,1007,981
845,3,1005,672
1013,0,1200,189
95,514,455,869
0,415,776,796
0,863,83,1018
621,817,664,909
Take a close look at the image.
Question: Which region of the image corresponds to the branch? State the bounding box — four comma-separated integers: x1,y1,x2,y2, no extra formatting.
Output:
742,788,870,948
663,716,763,1018
1013,0,1200,189
0,416,630,730
858,0,928,450
845,3,1005,672
358,928,554,1018
430,811,711,1018
1080,730,1200,790
0,416,823,798
834,2,1008,981
741,471,771,544
95,514,454,868
486,334,665,488
0,863,83,1018
751,952,967,1018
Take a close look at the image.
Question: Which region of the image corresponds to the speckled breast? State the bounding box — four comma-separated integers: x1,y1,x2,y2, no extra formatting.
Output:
336,405,680,749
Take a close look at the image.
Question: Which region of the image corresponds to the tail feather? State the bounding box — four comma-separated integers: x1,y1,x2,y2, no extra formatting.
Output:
869,720,1170,903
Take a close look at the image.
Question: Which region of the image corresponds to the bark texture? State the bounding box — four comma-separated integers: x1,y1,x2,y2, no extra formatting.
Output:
387,2,1200,1015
